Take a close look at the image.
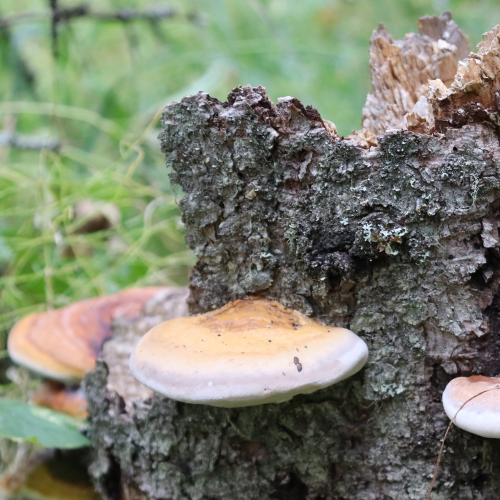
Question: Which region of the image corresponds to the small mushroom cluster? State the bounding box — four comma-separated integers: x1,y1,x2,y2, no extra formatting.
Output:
8,287,164,417
9,293,370,411
9,287,500,441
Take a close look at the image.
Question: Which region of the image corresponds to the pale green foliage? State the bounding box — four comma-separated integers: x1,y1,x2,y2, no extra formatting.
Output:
0,398,90,448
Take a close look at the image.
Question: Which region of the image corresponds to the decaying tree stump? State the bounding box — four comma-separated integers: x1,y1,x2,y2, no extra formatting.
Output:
84,14,500,500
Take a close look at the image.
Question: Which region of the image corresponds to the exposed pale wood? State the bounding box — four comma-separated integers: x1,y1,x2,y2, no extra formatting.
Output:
361,12,469,137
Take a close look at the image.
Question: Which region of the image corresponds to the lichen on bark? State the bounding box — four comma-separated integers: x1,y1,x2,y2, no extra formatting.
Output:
85,15,500,500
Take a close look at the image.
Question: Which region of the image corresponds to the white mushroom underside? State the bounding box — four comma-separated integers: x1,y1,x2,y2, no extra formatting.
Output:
7,347,80,383
443,394,500,439
130,334,368,408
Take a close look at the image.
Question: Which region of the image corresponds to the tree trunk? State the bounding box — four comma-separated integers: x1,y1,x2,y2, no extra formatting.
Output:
84,15,500,500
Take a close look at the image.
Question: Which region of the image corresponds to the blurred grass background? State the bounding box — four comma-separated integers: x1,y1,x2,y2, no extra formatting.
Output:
1,0,500,347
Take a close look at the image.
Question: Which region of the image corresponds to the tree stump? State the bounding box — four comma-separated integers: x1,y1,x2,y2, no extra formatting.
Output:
84,14,500,500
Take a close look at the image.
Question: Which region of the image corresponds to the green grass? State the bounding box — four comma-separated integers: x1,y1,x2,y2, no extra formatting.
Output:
1,0,500,345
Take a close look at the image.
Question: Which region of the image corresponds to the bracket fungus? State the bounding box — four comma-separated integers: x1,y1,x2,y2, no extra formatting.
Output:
129,297,368,407
442,376,500,438
31,381,88,419
8,287,164,383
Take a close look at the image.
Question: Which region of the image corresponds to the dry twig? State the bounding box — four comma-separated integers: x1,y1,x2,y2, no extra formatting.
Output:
427,387,500,499
0,132,59,151
0,4,183,29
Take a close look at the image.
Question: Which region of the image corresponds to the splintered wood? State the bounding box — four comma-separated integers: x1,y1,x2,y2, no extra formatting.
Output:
429,24,500,131
354,12,470,139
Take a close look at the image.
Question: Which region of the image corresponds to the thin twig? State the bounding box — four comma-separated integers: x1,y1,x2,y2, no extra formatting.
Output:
0,4,184,29
427,387,500,499
89,6,177,22
0,21,36,89
0,132,59,151
49,0,58,58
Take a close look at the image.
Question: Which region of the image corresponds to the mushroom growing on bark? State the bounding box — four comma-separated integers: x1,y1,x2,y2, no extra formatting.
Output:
8,287,164,383
442,376,500,438
8,287,165,418
31,381,88,419
129,297,368,407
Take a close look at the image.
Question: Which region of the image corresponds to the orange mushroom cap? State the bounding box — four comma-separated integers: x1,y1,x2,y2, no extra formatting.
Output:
130,297,369,407
32,381,88,420
8,287,164,382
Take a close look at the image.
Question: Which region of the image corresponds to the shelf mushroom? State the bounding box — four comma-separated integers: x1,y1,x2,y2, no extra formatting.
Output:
129,297,369,407
8,287,164,383
31,381,88,420
8,287,164,418
442,376,500,438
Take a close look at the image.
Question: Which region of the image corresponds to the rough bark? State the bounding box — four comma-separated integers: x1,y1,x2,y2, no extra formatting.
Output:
85,16,500,500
